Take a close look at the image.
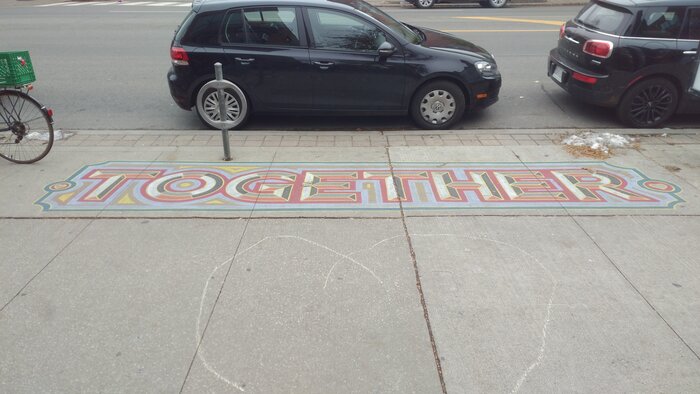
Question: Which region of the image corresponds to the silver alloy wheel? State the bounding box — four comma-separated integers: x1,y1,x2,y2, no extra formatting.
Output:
420,89,456,125
417,0,434,7
203,91,240,123
489,0,507,7
196,83,248,129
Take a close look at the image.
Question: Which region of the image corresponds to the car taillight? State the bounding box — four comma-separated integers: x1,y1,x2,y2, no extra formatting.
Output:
560,24,565,39
170,47,189,66
582,40,613,59
572,72,597,84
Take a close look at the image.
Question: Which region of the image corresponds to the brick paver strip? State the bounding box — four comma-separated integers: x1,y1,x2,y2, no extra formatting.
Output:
517,140,539,145
114,140,137,147
55,130,699,148
494,134,515,140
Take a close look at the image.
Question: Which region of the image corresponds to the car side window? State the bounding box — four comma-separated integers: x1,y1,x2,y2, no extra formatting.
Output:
223,7,301,46
223,10,246,44
632,7,684,39
683,8,700,40
307,8,387,52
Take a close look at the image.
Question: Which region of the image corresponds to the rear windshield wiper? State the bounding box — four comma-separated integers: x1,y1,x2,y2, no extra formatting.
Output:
574,19,597,30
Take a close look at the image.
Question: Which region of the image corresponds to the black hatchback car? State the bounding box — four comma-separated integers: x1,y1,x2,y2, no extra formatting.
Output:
548,0,700,127
168,0,501,130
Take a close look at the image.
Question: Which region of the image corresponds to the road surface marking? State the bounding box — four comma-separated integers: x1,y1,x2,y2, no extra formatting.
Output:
455,16,565,26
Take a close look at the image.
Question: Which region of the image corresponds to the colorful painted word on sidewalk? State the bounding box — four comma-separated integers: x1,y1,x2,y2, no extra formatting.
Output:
37,161,682,211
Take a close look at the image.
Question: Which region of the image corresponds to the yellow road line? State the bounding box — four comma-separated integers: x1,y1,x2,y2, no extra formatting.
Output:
445,29,558,32
454,16,565,26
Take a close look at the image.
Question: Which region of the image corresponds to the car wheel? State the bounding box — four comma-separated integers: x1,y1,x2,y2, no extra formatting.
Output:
413,0,435,9
617,78,678,128
486,0,508,7
410,81,465,130
195,82,249,130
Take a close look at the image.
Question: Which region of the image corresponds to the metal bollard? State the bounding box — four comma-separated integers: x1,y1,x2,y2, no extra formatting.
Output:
197,63,247,161
214,63,232,161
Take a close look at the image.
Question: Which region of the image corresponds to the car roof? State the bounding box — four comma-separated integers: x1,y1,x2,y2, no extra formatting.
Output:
598,0,696,8
195,0,364,13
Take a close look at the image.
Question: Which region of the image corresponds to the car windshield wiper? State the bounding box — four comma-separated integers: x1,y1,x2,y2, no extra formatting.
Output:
574,19,597,30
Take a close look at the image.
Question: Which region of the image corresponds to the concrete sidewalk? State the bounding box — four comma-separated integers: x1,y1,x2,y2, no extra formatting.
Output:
1,128,699,393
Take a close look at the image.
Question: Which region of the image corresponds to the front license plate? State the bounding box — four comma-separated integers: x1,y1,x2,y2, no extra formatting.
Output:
552,66,565,83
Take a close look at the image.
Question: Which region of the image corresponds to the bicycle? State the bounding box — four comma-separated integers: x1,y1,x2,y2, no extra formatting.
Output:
0,51,54,164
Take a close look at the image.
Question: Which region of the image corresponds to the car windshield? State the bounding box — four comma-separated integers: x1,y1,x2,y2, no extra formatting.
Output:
345,0,422,44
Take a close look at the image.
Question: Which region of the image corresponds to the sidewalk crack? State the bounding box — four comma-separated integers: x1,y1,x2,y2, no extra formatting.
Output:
384,133,448,394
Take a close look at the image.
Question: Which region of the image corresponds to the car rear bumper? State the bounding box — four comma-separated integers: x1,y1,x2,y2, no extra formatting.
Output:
547,49,617,107
167,67,192,111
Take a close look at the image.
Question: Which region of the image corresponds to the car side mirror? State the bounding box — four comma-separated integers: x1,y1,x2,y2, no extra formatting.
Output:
378,42,396,59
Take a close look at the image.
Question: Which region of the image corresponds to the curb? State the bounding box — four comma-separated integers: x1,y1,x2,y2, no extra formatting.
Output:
63,129,699,136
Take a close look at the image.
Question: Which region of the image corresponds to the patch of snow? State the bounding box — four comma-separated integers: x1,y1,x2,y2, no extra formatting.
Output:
562,131,633,154
26,129,73,141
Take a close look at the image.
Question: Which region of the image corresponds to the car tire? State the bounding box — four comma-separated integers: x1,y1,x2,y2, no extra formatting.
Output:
195,82,249,130
616,78,678,128
410,81,466,130
485,0,508,7
413,0,435,9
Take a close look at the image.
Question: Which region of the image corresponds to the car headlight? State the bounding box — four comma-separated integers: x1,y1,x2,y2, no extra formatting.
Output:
475,61,498,78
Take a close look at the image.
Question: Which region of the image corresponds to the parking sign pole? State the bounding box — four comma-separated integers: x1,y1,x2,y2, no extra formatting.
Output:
214,62,232,161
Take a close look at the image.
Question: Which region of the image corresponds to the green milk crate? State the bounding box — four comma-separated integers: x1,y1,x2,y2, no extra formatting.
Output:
0,51,36,87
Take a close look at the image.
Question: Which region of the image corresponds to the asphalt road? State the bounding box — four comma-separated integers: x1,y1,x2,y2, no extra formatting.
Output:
1,1,699,130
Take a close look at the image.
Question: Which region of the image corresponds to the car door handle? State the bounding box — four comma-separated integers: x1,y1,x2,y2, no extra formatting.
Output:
235,57,255,64
313,61,334,70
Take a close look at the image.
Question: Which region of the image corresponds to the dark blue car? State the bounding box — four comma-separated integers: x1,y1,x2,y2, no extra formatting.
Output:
167,0,501,129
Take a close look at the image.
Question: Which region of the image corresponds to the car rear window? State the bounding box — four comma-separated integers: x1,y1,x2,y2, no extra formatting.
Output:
181,11,225,46
575,2,631,35
175,11,196,43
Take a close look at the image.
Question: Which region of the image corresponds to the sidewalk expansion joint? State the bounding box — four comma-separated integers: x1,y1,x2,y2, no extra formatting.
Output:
384,133,448,394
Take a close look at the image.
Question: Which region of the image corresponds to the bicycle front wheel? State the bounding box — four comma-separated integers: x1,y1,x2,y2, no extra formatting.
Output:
0,90,54,164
